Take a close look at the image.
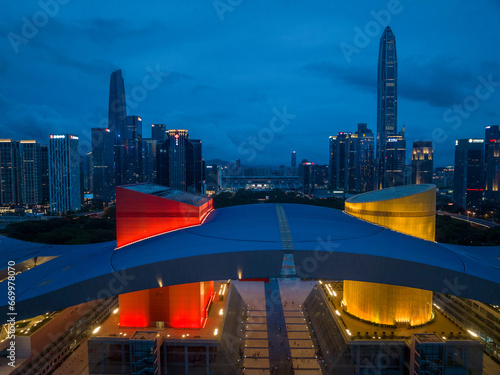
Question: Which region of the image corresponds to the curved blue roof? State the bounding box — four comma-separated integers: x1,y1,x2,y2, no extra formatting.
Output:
1,203,499,319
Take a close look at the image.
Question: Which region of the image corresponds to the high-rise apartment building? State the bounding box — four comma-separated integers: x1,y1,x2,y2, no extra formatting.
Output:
0,139,20,204
19,140,42,204
49,134,81,214
291,151,296,168
329,124,375,193
485,125,500,200
108,70,128,187
453,139,484,210
40,145,49,204
353,123,375,192
411,141,433,185
376,26,398,189
91,128,114,202
157,130,204,193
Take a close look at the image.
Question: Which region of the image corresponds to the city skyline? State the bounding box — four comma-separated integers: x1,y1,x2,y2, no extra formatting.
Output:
2,1,500,167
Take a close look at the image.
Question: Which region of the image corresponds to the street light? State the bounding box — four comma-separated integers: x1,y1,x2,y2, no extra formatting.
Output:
467,211,470,222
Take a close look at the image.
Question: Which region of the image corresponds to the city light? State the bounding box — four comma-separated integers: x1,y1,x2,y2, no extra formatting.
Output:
92,326,101,334
214,329,218,336
468,330,478,338
113,308,119,314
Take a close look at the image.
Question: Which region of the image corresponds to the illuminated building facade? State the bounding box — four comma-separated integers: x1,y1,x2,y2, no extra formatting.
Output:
377,26,398,189
91,128,114,202
40,144,50,204
329,124,375,193
19,140,42,204
353,123,375,192
0,139,20,204
411,141,433,185
115,183,212,248
157,130,204,193
485,125,500,200
328,132,353,191
453,138,484,210
48,134,81,213
291,150,296,168
344,184,436,326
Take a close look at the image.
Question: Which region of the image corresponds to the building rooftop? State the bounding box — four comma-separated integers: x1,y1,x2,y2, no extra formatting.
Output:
413,333,445,343
120,183,211,206
131,331,159,341
346,184,434,203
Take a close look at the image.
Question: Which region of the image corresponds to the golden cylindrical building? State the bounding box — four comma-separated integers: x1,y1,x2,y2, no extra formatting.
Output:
343,184,436,326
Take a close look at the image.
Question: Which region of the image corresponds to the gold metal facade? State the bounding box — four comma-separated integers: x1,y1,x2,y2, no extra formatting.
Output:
343,185,436,326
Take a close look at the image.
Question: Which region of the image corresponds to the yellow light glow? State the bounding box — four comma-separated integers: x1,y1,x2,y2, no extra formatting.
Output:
219,309,224,316
343,186,435,326
214,329,218,336
93,326,101,334
467,330,478,337
113,308,119,314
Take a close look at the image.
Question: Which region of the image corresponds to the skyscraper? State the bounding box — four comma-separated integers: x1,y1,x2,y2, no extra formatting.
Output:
376,26,398,189
123,115,143,184
40,145,49,204
485,125,500,201
19,140,42,204
411,141,433,185
0,139,20,204
353,123,375,192
453,139,484,210
49,134,81,214
108,70,128,186
91,128,114,202
157,130,204,193
329,132,353,191
151,124,167,142
385,135,406,186
141,138,158,183
329,124,374,193
291,151,296,168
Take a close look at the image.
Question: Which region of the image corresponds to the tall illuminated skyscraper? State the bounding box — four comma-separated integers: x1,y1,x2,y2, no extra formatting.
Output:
108,70,128,186
411,141,433,185
48,134,81,214
291,151,296,168
485,125,500,200
19,140,42,204
376,26,398,189
157,130,204,193
453,139,484,210
91,128,114,202
0,139,20,204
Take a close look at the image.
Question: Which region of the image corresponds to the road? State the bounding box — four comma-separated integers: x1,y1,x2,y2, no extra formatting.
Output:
437,211,499,228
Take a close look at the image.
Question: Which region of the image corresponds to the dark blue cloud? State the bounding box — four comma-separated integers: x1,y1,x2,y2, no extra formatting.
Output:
1,0,499,167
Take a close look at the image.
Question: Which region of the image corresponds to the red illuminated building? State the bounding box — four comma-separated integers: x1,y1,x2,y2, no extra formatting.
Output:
115,183,214,328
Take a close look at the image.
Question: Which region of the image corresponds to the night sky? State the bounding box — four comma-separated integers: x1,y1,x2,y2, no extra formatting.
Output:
1,0,499,167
